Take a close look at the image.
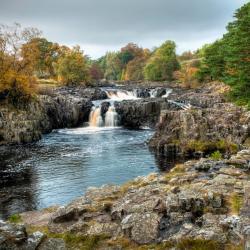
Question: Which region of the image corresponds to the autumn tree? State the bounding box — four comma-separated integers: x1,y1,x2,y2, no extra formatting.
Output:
144,41,180,81
119,43,143,66
21,38,61,78
54,46,90,85
0,23,41,107
89,62,104,80
124,49,150,81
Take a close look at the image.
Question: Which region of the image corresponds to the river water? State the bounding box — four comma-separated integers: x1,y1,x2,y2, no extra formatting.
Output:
0,126,175,219
0,88,175,219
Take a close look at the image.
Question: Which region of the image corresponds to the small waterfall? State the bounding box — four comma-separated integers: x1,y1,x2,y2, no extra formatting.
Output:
105,89,138,100
89,105,119,127
162,88,173,98
89,107,104,127
105,106,119,127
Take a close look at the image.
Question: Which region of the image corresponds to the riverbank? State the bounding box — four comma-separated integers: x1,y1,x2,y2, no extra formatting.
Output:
1,81,250,249
1,149,250,249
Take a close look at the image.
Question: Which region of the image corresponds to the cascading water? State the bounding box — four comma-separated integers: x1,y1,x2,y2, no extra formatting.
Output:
89,107,103,127
105,89,138,100
105,106,119,127
89,105,119,127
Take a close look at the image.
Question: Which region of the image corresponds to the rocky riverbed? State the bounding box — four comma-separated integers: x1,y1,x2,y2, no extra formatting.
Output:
1,149,250,249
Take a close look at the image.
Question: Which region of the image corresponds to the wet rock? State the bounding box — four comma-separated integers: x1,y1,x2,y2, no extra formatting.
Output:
100,102,111,119
114,99,166,128
134,88,151,98
150,87,167,98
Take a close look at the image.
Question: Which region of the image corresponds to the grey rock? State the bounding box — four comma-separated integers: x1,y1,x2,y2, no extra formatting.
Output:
38,238,66,250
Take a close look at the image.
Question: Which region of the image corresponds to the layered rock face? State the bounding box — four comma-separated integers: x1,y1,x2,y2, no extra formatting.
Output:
149,84,250,157
2,150,249,249
0,87,103,144
114,98,166,128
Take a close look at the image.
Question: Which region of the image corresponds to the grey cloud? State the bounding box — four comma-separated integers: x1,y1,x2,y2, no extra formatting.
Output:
0,0,247,57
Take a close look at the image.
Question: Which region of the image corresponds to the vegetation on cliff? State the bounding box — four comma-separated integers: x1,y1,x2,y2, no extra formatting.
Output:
197,2,250,108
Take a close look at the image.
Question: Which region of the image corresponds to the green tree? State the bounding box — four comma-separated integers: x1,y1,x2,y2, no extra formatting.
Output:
144,40,180,81
54,46,90,85
104,52,122,80
197,40,226,81
223,2,250,101
197,2,250,106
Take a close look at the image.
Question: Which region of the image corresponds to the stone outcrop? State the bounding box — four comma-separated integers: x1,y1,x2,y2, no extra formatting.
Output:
0,87,93,144
114,98,170,129
149,83,250,157
1,150,247,249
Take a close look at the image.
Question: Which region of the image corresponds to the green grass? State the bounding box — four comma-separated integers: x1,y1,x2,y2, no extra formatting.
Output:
210,151,223,160
8,214,22,223
229,193,244,215
176,238,223,250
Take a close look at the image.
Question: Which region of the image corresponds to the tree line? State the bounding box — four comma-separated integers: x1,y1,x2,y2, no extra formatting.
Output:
0,2,249,108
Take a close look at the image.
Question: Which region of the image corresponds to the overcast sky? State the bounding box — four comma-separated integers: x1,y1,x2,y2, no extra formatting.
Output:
0,0,248,58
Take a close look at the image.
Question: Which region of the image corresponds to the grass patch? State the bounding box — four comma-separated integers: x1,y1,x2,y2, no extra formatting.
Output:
185,140,238,155
164,164,186,182
106,237,174,250
8,214,22,224
176,238,223,250
228,193,244,215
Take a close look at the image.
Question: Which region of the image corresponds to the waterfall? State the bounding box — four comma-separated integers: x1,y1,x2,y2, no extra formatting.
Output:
89,105,119,127
89,107,104,127
162,88,173,98
105,106,119,127
105,89,138,100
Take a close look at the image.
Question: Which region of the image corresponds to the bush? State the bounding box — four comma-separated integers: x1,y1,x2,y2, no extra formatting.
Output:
210,151,223,160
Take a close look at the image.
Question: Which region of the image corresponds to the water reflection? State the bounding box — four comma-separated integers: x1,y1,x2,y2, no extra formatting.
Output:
0,128,176,219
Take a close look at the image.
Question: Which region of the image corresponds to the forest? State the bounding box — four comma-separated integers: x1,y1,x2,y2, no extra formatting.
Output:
0,2,249,108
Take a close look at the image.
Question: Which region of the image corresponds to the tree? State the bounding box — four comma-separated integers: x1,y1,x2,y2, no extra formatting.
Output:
123,49,150,81
0,23,41,107
21,38,61,78
89,63,104,80
223,3,250,92
144,41,180,81
197,2,250,106
197,40,226,81
104,52,122,80
54,46,90,85
118,43,143,66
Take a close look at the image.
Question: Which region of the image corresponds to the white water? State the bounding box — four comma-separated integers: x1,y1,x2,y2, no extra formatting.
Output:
162,88,173,98
89,107,104,127
105,89,138,100
89,105,119,127
105,106,119,127
89,87,173,128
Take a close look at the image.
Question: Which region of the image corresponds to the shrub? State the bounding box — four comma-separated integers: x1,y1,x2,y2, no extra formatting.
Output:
210,151,223,160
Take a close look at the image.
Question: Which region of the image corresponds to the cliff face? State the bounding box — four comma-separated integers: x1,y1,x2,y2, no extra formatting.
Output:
1,150,249,249
149,84,250,158
0,87,110,144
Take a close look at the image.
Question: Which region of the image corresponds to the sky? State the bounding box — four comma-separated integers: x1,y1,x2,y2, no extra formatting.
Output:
0,0,248,58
